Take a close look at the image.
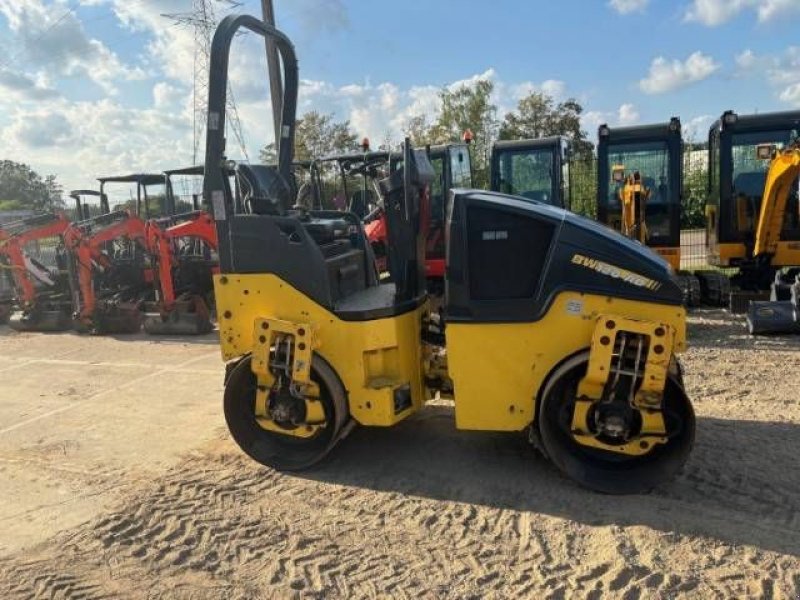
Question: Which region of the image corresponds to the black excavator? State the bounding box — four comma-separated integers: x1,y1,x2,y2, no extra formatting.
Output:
202,14,695,494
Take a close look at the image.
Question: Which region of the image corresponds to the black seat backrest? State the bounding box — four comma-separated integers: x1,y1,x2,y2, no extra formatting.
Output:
237,164,294,215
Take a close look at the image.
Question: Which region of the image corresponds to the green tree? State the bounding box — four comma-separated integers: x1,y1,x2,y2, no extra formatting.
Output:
403,115,436,147
431,79,497,188
499,92,593,158
259,111,359,163
0,160,63,212
682,150,708,228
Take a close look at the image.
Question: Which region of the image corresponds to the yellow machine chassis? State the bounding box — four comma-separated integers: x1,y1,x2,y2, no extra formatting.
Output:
215,274,686,456
572,315,674,455
215,274,427,427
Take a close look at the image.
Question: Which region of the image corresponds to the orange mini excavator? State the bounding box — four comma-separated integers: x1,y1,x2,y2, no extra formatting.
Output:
0,213,73,331
63,210,152,334
143,209,218,335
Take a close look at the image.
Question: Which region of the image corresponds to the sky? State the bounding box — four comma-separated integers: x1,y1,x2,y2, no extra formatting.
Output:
1,0,800,198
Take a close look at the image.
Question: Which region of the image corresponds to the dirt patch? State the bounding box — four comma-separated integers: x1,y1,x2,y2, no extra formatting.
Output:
0,310,799,598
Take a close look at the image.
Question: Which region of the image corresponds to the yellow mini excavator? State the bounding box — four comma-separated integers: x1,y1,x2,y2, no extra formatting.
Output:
743,142,800,334
203,15,696,494
597,120,701,307
704,109,800,312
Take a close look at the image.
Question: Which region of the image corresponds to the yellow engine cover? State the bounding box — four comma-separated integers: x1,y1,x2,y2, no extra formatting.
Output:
214,274,427,427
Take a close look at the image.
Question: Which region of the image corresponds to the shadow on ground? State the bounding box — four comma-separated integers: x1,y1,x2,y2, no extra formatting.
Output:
297,404,800,557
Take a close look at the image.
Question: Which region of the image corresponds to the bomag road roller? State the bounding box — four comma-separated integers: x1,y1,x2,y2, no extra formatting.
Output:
204,14,695,494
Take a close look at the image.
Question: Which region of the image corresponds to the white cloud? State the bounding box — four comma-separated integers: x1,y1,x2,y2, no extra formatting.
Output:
0,98,192,194
0,0,145,94
684,115,714,141
581,105,641,134
608,0,649,15
617,103,640,125
735,49,757,71
685,0,800,26
0,68,60,101
6,111,74,148
758,0,800,21
153,82,183,109
779,83,800,107
639,52,719,94
733,46,800,107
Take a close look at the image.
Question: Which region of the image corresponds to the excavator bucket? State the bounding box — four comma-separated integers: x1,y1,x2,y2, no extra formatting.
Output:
747,301,800,335
142,297,213,335
747,278,800,335
8,308,72,332
89,304,143,335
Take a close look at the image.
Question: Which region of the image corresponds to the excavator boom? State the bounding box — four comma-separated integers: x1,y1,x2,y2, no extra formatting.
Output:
753,147,800,259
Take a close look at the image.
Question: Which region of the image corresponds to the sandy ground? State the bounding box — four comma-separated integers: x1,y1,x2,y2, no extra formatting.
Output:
0,310,799,599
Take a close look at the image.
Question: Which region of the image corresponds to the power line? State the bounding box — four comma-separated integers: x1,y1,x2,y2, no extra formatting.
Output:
163,0,248,165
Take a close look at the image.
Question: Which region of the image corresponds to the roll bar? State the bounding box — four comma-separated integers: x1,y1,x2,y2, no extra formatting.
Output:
202,14,298,217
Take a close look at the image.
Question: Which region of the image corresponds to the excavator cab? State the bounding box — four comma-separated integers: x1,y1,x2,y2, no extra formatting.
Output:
206,14,696,494
69,190,108,221
98,174,169,219
705,110,800,305
598,120,682,265
490,137,570,208
697,111,800,333
597,120,699,305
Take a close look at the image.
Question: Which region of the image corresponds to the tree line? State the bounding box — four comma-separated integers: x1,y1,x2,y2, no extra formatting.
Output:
0,160,63,212
260,81,708,226
0,82,707,227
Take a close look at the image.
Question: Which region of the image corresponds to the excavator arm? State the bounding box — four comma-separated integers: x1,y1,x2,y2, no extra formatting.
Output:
0,214,70,305
64,212,147,321
146,211,217,310
753,146,800,258
614,167,650,243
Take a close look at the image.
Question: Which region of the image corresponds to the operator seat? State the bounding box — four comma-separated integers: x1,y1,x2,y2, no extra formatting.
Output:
237,164,294,215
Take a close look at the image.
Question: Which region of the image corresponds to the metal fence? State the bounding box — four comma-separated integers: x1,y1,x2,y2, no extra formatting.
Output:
680,228,707,270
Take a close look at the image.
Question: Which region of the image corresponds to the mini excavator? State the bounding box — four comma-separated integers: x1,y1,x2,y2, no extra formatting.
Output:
204,14,696,494
598,120,701,307
143,207,217,335
0,213,73,331
742,142,800,334
64,211,151,334
705,110,800,317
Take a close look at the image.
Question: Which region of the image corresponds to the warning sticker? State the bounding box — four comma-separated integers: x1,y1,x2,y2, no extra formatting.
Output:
211,190,226,221
566,299,583,315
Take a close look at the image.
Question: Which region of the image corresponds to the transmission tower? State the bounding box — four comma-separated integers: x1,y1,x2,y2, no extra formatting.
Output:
163,0,248,165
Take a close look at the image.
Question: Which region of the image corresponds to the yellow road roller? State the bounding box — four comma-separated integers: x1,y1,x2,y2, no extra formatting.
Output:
203,15,694,494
